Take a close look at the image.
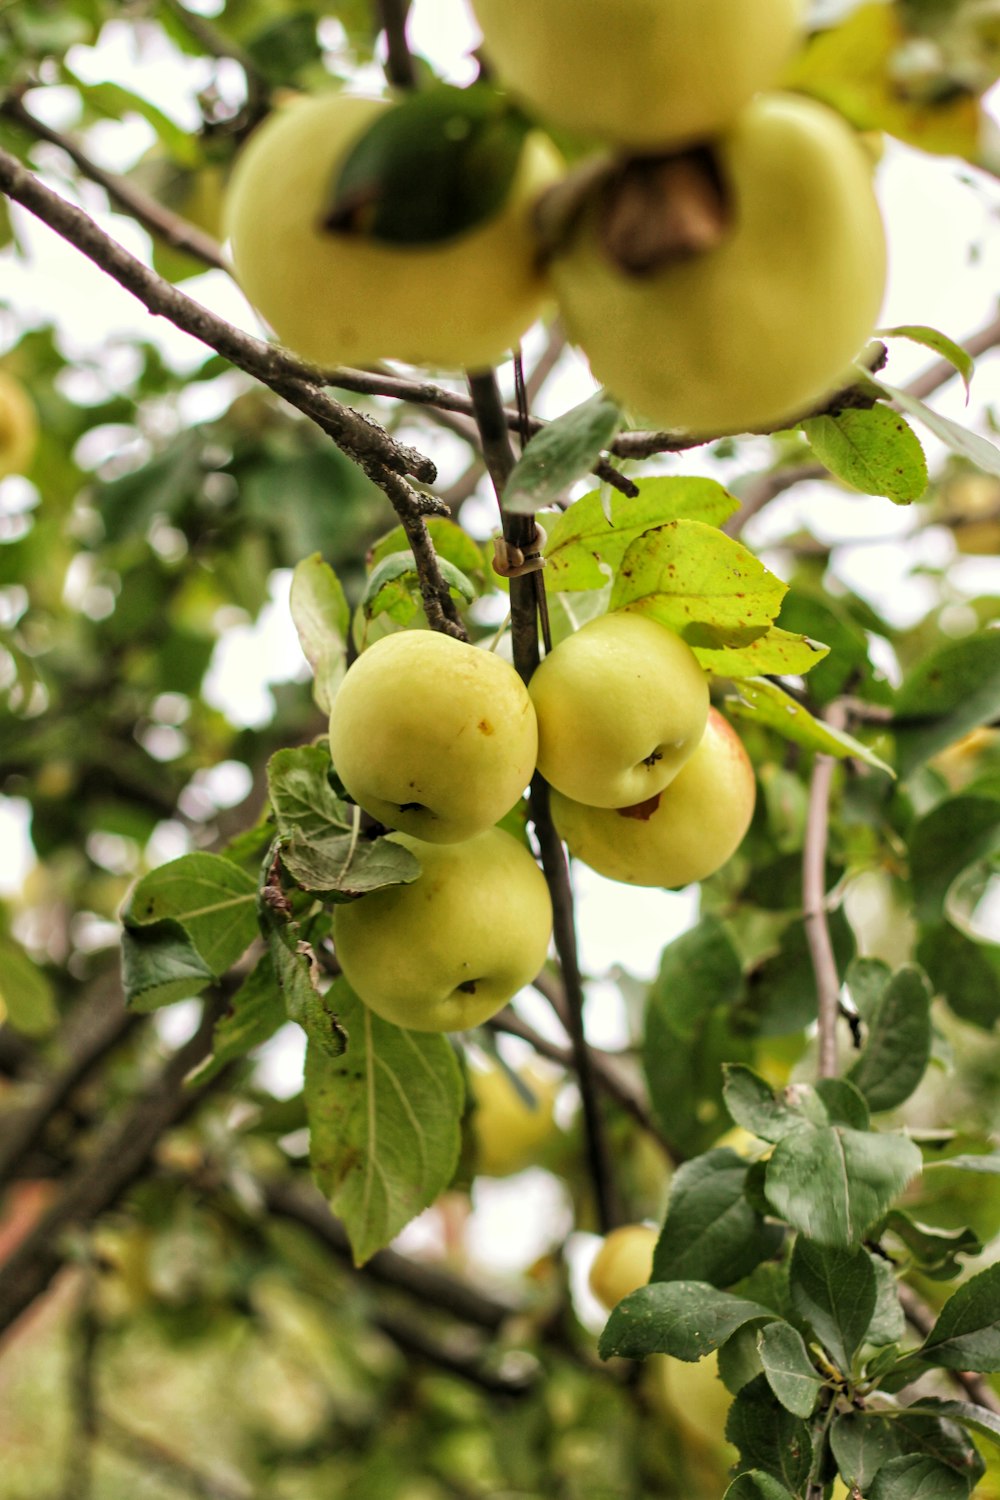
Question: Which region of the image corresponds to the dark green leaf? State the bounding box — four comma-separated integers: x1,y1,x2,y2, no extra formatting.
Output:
652,1148,783,1288
280,828,421,898
737,909,857,1037
802,405,928,503
362,551,475,621
916,1260,1000,1371
120,919,216,1013
723,1065,807,1143
123,853,258,976
723,1475,795,1500
789,1239,877,1372
910,792,1000,923
503,392,622,515
766,1124,921,1248
191,953,287,1083
305,979,464,1264
267,922,346,1060
830,1412,903,1492
902,1397,1000,1452
599,1281,775,1362
756,1321,822,1417
846,956,892,1023
648,915,743,1041
883,1211,982,1280
917,921,1000,1029
0,933,57,1036
895,630,1000,776
328,84,530,245
867,1455,971,1500
725,1376,813,1491
868,1252,907,1347
848,965,933,1111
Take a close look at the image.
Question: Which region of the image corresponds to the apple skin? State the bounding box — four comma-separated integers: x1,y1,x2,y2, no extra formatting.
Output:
471,0,803,150
0,371,37,479
551,92,887,436
224,91,562,370
329,630,538,845
528,612,709,809
588,1223,658,1310
551,709,755,888
470,1059,560,1176
332,828,553,1033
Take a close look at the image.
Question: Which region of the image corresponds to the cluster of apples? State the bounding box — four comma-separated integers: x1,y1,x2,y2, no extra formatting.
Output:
223,0,887,437
327,613,755,1034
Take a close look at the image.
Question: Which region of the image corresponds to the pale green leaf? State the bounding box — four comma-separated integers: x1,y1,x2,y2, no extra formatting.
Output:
727,677,894,774
290,553,350,714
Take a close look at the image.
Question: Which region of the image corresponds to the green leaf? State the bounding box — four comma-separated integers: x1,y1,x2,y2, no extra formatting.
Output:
191,952,287,1084
725,1377,813,1492
910,792,1000,923
65,70,201,168
736,909,857,1038
723,1474,795,1500
328,83,531,245
268,745,420,898
305,979,464,1265
867,1455,971,1500
902,1398,1000,1453
917,922,1000,1029
846,956,892,1023
883,1212,982,1281
756,1321,822,1417
290,553,350,714
874,377,1000,479
802,405,928,503
599,1281,775,1362
652,1148,783,1288
915,1260,1000,1371
265,926,343,1059
924,1153,1000,1174
688,624,830,678
369,518,485,581
830,1412,903,1493
123,854,258,976
765,1124,921,1248
362,551,475,623
727,677,894,775
789,1238,877,1371
868,1252,906,1347
647,915,742,1041
543,477,739,591
120,919,216,1013
894,630,1000,776
503,392,622,515
0,934,57,1036
723,1065,810,1144
847,965,933,1111
609,521,786,649
878,325,975,397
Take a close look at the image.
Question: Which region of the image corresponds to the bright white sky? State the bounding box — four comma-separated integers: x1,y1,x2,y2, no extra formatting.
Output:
2,0,1000,1279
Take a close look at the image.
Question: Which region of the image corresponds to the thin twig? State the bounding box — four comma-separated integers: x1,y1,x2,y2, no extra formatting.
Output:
0,94,227,270
372,1309,537,1397
803,704,847,1080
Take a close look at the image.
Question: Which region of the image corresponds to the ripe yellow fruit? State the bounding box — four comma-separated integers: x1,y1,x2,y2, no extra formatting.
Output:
329,630,538,845
0,370,38,478
552,709,756,888
470,1058,560,1176
588,1223,658,1310
224,91,561,370
551,92,887,435
646,1350,737,1456
528,612,709,808
471,0,803,150
331,827,553,1032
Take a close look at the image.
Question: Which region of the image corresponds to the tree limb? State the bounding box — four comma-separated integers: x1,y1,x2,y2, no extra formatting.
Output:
803,704,847,1081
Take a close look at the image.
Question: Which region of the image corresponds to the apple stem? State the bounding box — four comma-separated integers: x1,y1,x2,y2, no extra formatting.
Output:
375,0,418,91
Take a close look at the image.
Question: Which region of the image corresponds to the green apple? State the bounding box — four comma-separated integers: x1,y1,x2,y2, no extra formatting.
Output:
552,708,755,887
224,90,562,370
471,0,803,149
328,630,538,844
528,611,709,808
332,828,553,1032
550,92,887,435
588,1222,658,1310
0,370,37,478
470,1058,561,1176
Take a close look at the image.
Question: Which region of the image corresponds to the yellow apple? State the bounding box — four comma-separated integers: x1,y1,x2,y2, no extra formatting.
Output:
470,1058,561,1176
0,370,37,478
589,1222,658,1310
471,0,803,150
331,827,553,1032
329,630,538,844
550,92,887,435
329,627,539,846
528,612,709,808
646,1350,738,1457
224,91,561,370
552,708,755,887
